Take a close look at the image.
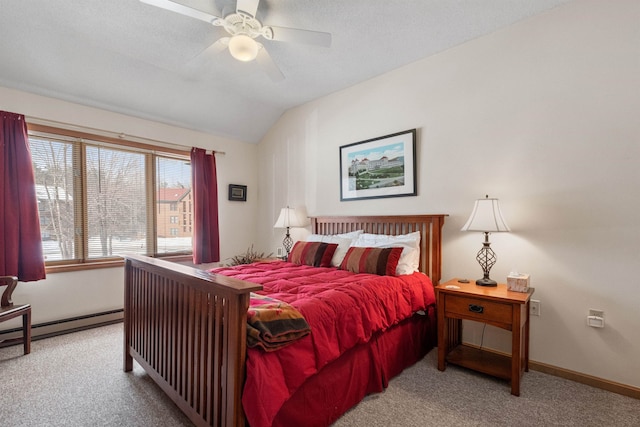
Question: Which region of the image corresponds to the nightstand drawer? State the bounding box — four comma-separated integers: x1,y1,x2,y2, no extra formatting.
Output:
444,294,512,325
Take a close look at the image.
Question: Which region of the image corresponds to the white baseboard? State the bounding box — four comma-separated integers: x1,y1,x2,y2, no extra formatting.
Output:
0,309,123,345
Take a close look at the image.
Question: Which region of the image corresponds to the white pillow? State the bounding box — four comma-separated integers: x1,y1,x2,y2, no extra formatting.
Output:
306,230,363,267
352,231,421,275
335,230,364,239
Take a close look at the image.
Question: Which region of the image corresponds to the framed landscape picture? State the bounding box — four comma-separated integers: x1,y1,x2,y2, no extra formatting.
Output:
339,129,417,201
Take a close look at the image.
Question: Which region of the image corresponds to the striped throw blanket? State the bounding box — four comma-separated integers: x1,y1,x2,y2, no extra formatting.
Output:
247,293,311,352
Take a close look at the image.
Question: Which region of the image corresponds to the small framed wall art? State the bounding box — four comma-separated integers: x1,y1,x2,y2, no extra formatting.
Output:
228,184,247,202
339,129,417,201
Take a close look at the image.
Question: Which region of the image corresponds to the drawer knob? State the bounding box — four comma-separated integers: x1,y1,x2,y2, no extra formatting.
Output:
469,304,484,314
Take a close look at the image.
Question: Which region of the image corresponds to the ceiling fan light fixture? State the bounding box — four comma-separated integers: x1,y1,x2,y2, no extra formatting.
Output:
228,34,259,62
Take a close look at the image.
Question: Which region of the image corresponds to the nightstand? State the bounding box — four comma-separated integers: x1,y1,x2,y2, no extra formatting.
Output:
436,278,534,396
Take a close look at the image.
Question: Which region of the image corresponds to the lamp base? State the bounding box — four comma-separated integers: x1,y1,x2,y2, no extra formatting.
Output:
476,277,498,287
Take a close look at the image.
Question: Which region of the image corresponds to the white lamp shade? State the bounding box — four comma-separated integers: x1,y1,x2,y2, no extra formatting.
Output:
274,207,307,228
461,197,510,232
228,34,259,62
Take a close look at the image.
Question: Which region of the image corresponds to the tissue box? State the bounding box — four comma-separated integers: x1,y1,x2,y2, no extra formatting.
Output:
507,273,530,293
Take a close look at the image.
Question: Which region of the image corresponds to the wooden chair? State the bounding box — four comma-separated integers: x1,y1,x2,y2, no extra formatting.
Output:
0,276,31,354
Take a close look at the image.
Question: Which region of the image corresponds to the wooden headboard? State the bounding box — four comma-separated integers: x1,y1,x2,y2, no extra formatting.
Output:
310,214,446,284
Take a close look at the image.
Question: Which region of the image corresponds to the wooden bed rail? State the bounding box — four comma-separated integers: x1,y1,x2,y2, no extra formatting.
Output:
123,254,262,427
311,214,446,284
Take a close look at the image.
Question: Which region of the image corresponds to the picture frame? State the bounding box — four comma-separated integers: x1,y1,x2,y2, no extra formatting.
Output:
228,184,247,202
339,129,417,201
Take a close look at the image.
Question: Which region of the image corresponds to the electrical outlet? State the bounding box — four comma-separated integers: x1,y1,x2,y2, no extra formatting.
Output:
589,309,604,318
530,300,541,316
587,309,605,328
276,247,283,258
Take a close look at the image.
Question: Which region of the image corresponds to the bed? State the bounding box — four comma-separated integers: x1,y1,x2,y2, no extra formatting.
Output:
123,214,445,427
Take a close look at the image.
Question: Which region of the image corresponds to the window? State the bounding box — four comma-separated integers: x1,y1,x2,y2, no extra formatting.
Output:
86,145,147,259
28,125,193,266
156,157,192,253
31,137,77,261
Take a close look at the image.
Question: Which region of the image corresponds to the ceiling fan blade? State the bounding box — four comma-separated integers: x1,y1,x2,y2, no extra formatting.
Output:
236,0,260,18
184,38,229,77
256,46,284,82
268,26,332,47
140,0,221,23
191,38,229,61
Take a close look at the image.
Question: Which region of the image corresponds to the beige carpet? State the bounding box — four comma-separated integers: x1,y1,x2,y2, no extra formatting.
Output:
1,323,638,426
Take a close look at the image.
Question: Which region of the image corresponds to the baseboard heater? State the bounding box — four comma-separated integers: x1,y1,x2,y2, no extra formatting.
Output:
0,309,124,348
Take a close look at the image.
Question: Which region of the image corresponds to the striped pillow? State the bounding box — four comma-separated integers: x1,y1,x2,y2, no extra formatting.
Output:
288,241,338,267
339,247,403,276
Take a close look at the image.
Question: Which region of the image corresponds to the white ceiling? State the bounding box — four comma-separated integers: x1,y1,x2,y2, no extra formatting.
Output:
0,0,572,144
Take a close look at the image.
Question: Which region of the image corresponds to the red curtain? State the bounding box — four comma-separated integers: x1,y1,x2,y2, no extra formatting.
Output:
0,111,46,281
190,148,220,264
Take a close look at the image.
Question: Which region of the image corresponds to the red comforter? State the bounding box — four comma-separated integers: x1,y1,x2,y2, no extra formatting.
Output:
210,261,436,427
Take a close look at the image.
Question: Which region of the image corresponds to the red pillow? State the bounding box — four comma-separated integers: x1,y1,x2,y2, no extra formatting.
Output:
339,246,403,276
288,241,338,267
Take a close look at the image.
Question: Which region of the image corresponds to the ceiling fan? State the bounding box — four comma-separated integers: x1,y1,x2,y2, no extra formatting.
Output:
140,0,332,81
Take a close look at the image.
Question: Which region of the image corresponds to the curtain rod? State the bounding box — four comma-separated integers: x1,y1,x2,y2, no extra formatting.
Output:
25,115,226,155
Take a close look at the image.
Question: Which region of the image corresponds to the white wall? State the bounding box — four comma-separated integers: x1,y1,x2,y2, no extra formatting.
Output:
1,86,259,326
258,0,640,388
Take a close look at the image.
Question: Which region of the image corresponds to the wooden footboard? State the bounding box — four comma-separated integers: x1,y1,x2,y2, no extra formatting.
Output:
123,254,262,427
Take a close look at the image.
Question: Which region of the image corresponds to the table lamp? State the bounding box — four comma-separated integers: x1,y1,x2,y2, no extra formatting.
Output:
461,195,510,286
274,206,306,259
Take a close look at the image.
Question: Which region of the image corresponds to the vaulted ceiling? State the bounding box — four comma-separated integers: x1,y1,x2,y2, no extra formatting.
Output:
0,0,572,143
